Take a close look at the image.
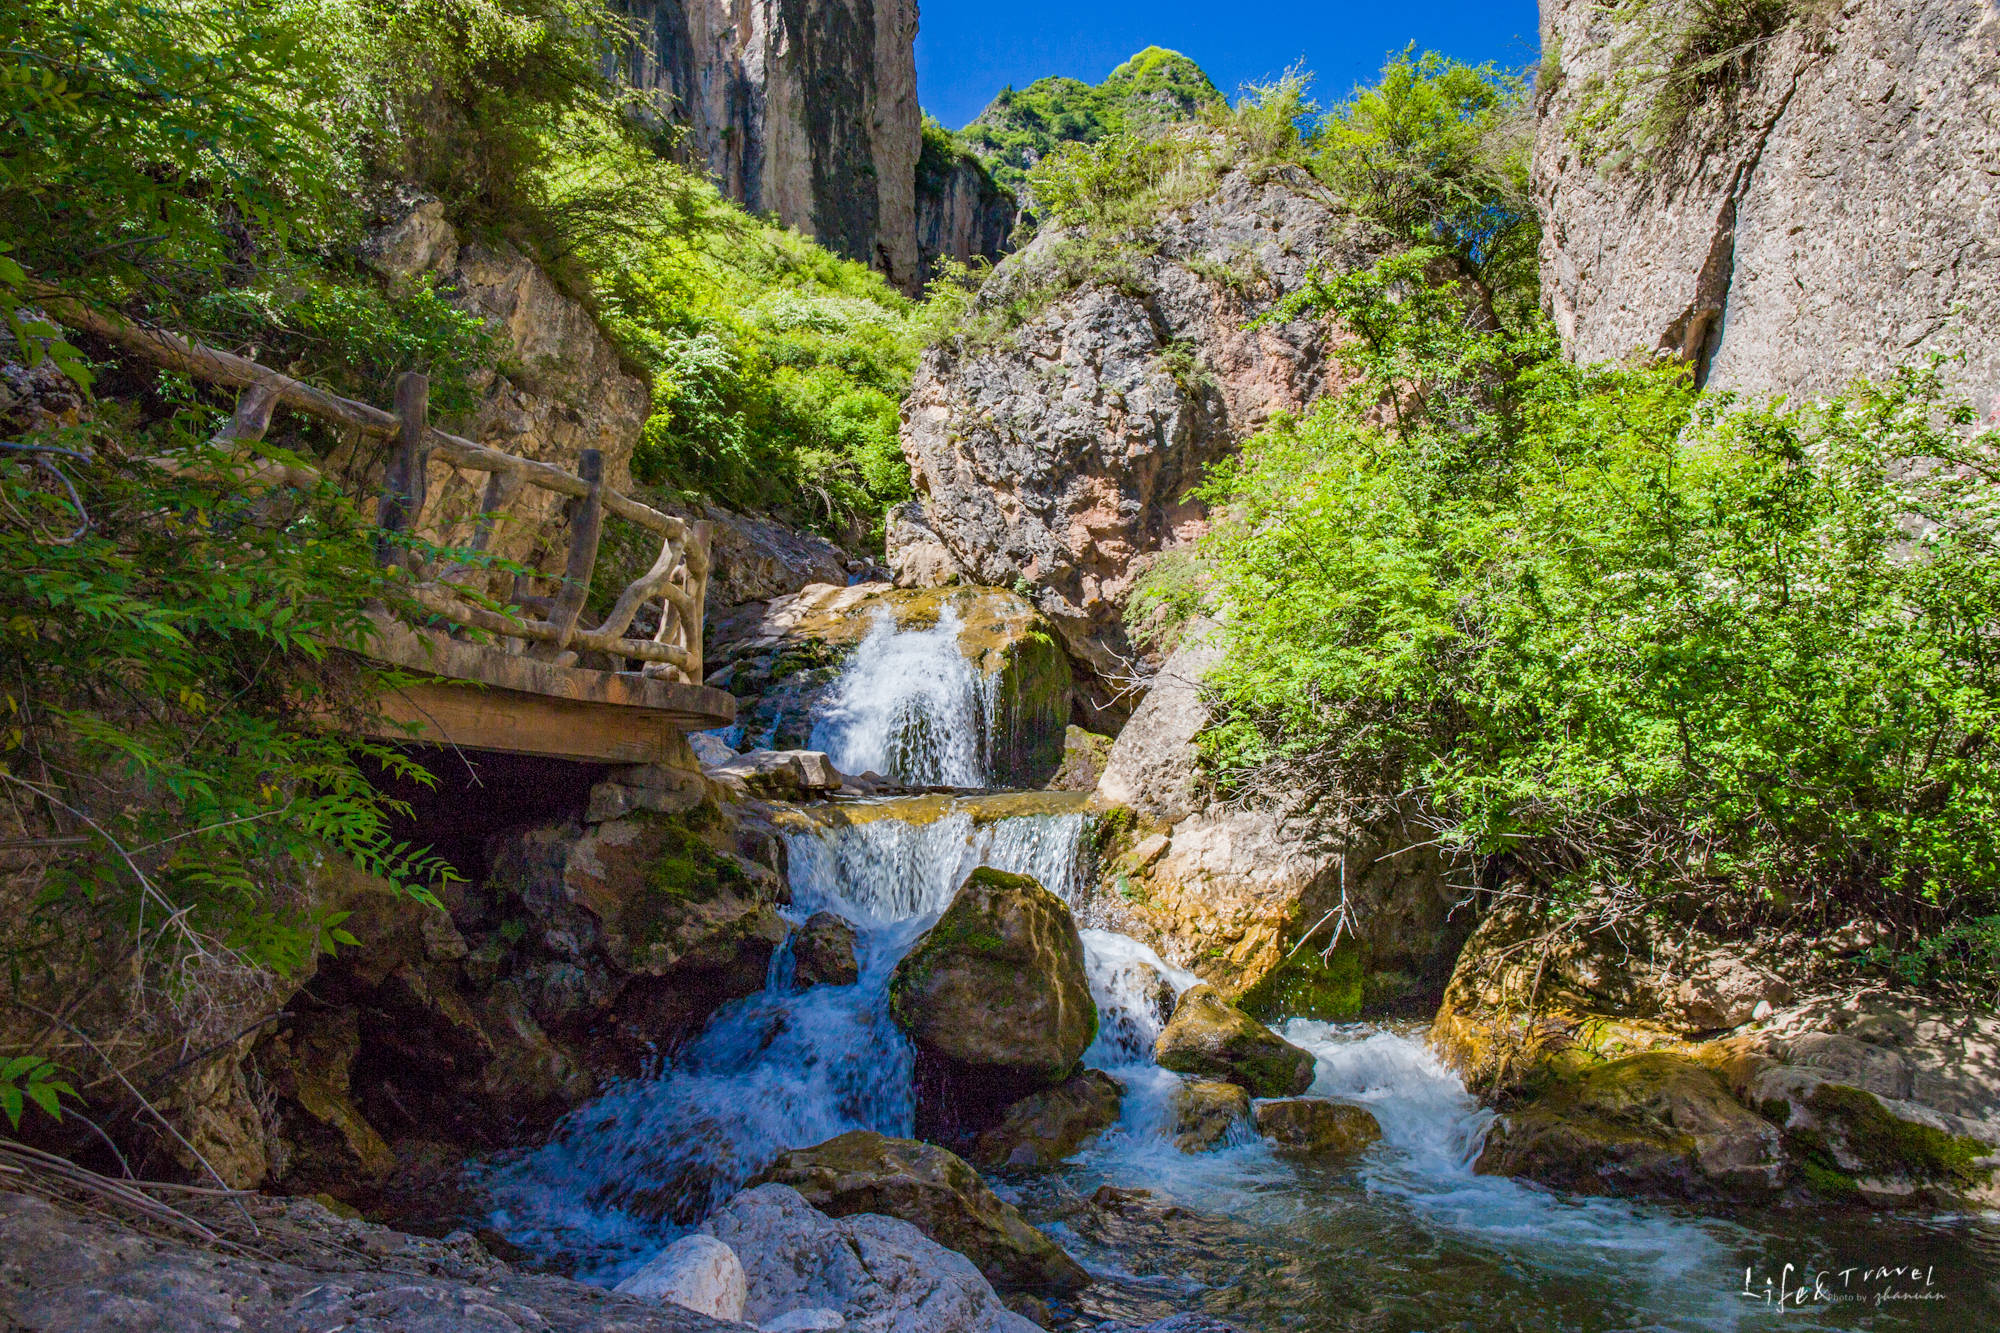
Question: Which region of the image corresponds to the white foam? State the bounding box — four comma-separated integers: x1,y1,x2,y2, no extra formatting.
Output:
809,607,992,786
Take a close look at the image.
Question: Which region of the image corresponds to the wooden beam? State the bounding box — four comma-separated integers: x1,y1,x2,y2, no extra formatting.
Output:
536,447,604,656
366,680,691,765
377,371,430,568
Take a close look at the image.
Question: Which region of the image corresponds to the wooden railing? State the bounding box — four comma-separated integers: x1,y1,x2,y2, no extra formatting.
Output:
48,295,709,684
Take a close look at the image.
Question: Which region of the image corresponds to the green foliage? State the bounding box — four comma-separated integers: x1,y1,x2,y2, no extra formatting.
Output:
0,1054,75,1129
1563,0,1804,173
959,46,1223,205
1316,48,1537,309
1,414,460,1001
595,198,920,545
1181,251,2000,994
190,274,498,418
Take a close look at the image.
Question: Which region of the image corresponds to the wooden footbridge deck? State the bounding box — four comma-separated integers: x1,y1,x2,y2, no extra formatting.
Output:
59,297,736,765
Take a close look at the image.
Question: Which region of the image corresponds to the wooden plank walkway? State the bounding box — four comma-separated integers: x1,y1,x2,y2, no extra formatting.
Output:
47,290,738,763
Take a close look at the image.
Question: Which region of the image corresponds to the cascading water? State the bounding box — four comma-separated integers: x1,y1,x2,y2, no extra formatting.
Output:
478,614,2000,1329
808,606,993,786
477,792,1097,1282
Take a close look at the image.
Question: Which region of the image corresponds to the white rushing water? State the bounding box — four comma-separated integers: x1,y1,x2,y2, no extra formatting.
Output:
477,800,1095,1282
808,607,993,786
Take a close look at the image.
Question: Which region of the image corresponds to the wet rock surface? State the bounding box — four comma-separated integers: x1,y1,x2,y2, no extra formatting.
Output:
1170,1080,1252,1153
1252,1099,1380,1160
891,867,1099,1123
791,911,860,988
1475,1052,1785,1202
970,1069,1125,1171
751,1132,1089,1295
1154,986,1315,1098
0,1190,744,1332
616,1234,749,1320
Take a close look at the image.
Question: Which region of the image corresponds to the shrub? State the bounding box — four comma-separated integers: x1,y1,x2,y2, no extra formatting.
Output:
1182,251,2000,996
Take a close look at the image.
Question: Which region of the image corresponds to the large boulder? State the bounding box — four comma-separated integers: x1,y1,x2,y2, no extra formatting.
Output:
615,1234,749,1321
969,1069,1124,1171
896,167,1379,722
1154,985,1315,1098
1533,0,2000,411
792,911,860,988
1170,1080,1251,1153
1476,1052,1785,1202
1090,637,1469,1019
890,867,1097,1116
702,1184,1038,1333
751,1132,1088,1295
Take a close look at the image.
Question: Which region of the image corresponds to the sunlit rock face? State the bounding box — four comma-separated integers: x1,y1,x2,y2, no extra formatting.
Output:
611,0,922,292
1534,0,2000,410
894,166,1381,724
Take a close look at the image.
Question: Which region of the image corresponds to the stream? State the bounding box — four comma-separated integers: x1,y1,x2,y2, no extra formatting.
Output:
477,617,2000,1331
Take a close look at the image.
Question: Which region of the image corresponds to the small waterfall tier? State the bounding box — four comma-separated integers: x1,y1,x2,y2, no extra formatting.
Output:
477,791,1097,1281
809,606,993,786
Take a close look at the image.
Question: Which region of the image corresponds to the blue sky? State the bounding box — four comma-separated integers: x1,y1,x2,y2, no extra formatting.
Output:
915,1,1542,129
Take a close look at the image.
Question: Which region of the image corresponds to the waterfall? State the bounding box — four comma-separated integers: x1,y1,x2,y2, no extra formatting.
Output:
808,607,993,786
477,797,1094,1282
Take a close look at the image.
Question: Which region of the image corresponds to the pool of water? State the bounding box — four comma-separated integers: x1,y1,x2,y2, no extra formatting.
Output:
1012,1021,2000,1332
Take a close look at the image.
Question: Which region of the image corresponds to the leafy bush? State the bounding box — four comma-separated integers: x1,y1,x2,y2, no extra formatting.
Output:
1,410,460,1120
1184,251,2000,991
596,199,920,545
1316,48,1536,308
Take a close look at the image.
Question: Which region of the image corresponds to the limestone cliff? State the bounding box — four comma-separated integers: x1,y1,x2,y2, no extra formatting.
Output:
1534,0,2000,409
915,127,1016,281
613,0,922,292
894,166,1376,721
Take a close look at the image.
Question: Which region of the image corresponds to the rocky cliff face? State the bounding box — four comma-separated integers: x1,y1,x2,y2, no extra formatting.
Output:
1535,0,2000,409
895,166,1375,721
614,0,922,292
915,131,1016,281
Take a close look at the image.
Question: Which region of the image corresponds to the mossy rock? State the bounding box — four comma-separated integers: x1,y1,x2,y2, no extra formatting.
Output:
1154,984,1316,1097
1171,1079,1251,1152
1474,1051,1783,1202
889,867,1097,1089
1254,1098,1382,1159
1239,940,1365,1022
754,1130,1089,1294
1779,1082,1995,1203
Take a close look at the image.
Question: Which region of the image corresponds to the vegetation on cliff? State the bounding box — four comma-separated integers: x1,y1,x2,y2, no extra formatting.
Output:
957,46,1224,207
1146,53,2000,1000
0,0,927,1136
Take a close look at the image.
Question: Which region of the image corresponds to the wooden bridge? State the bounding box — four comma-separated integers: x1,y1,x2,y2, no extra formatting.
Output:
57,297,736,765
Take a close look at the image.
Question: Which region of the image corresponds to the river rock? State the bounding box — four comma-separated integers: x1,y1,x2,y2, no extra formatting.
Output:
709,750,847,800
616,1233,749,1320
0,1190,738,1332
1252,1099,1380,1159
704,1183,1043,1332
897,167,1379,721
1170,1080,1251,1152
1476,1052,1785,1202
753,1131,1088,1294
969,1069,1124,1171
890,867,1098,1110
1155,986,1315,1097
792,912,860,988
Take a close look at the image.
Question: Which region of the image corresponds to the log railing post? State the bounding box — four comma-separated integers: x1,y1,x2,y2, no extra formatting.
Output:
534,448,604,659
686,519,710,683
375,371,430,569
